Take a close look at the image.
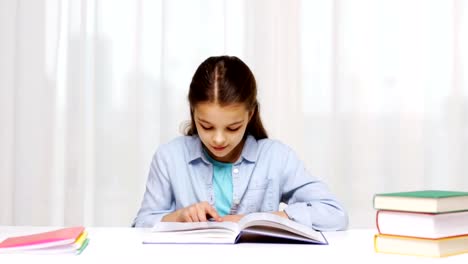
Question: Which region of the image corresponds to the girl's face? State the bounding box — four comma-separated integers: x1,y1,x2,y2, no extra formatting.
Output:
193,102,251,163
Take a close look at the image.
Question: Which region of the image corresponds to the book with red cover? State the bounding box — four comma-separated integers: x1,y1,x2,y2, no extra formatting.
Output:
376,210,468,239
0,226,85,251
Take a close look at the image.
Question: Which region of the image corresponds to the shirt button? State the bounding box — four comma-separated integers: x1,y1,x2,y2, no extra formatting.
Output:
233,168,239,174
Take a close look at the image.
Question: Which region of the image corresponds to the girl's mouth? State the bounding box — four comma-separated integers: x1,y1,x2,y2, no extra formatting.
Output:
212,146,227,151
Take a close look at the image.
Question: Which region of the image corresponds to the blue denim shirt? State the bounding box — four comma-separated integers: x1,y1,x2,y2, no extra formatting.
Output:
132,135,348,231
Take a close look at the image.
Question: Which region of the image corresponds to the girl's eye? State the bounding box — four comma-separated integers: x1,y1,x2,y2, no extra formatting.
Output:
201,125,213,130
227,127,240,132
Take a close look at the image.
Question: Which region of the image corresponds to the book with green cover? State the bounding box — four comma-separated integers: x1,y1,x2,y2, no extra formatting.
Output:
373,190,468,213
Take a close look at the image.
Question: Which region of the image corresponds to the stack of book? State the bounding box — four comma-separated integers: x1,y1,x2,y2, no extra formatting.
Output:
0,226,89,255
372,190,468,257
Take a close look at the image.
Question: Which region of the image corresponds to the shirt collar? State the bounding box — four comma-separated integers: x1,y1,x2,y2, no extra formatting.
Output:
240,135,257,163
187,136,205,163
187,135,258,164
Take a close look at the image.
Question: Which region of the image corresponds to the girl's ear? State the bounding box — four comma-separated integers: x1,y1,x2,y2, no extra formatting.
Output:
248,103,257,121
248,110,254,122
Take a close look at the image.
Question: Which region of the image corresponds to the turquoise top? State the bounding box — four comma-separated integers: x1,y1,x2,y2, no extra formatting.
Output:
204,151,233,216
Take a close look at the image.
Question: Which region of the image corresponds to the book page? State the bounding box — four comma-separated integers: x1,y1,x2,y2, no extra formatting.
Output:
152,221,239,233
145,221,241,244
237,226,325,244
238,212,327,244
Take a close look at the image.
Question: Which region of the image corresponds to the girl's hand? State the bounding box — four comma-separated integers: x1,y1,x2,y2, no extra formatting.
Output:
271,211,288,219
220,214,245,223
162,201,222,222
220,211,287,223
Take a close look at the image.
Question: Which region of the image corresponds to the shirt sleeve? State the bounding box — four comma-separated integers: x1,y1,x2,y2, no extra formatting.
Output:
132,147,175,227
280,147,349,231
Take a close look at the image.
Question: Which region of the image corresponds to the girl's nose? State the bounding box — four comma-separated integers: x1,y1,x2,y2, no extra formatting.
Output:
213,130,226,146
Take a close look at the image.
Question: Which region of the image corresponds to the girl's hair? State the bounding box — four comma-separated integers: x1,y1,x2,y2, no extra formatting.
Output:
184,55,268,139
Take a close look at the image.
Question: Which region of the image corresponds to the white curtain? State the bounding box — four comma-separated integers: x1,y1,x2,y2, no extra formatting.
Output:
1,0,467,228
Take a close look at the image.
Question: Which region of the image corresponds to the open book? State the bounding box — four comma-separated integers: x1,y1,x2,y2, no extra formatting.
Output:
143,212,328,244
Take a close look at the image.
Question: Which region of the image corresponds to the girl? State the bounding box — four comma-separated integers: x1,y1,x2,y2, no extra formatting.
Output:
132,56,348,231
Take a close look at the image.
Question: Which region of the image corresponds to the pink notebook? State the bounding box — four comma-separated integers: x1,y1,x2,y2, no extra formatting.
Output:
0,226,85,250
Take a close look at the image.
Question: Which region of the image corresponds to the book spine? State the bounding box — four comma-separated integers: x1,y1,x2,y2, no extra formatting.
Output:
373,234,379,253
375,210,382,234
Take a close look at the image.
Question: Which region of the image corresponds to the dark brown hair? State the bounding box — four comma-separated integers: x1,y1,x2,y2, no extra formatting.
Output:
184,55,268,139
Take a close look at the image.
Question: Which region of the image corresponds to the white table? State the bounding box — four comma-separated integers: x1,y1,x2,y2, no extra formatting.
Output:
1,226,467,263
